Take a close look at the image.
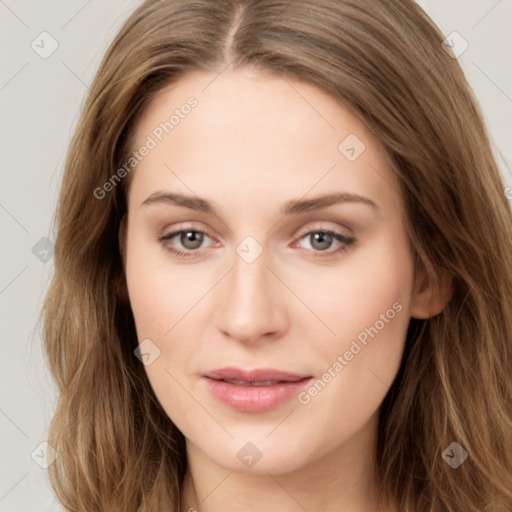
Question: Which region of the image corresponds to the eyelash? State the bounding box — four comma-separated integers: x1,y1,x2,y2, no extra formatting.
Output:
158,226,356,259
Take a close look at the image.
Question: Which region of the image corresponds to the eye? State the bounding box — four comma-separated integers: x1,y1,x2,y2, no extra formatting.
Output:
293,229,356,257
158,226,356,259
158,228,215,258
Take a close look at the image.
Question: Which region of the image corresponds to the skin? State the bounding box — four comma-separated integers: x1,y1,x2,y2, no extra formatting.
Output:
122,67,452,512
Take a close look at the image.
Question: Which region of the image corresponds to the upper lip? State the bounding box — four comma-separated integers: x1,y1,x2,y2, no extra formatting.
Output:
203,367,311,382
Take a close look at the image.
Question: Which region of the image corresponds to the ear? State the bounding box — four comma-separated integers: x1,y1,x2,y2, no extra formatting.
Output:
410,261,454,319
115,214,130,303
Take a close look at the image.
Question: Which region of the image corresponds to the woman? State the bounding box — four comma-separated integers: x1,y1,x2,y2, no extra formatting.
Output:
41,0,512,510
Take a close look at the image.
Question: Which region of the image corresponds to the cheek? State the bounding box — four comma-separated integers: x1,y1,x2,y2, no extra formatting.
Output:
124,226,201,338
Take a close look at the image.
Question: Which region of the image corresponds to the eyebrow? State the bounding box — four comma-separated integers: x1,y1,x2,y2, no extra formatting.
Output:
140,191,379,215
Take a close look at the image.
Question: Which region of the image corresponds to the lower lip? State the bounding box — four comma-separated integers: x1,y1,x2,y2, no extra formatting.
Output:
204,377,312,412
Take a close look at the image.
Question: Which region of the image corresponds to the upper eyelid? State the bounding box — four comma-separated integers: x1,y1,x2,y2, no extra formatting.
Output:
161,219,353,238
161,225,215,241
161,225,351,239
295,222,353,238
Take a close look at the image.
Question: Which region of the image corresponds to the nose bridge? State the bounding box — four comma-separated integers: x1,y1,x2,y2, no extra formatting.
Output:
214,237,287,342
232,241,269,300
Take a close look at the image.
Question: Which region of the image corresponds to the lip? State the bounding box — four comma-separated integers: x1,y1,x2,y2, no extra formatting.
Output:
203,367,310,382
203,367,313,413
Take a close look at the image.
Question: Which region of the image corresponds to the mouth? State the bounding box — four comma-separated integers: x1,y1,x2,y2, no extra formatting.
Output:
218,379,300,386
203,367,311,382
202,367,313,412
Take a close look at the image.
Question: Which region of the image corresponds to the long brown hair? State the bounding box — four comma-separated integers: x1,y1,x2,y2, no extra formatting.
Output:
41,0,512,510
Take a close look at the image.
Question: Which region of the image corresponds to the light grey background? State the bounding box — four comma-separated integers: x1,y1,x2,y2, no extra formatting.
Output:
1,1,511,510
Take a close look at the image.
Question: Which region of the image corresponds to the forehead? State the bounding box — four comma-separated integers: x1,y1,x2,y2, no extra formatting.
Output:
133,68,364,150
128,68,400,215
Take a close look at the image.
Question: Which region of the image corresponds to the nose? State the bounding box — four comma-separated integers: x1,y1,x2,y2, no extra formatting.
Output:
214,245,289,345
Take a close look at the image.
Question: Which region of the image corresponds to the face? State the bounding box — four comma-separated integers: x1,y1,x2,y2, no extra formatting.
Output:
123,68,417,474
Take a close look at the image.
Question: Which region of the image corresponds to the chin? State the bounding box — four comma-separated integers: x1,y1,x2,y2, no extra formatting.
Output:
195,433,318,475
